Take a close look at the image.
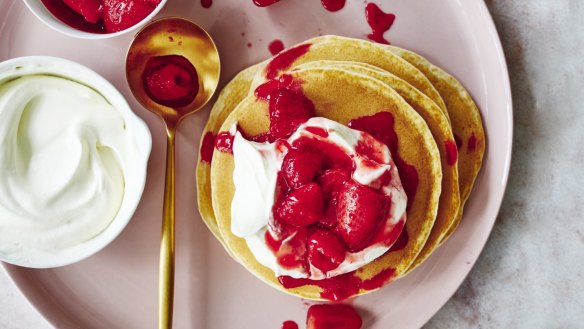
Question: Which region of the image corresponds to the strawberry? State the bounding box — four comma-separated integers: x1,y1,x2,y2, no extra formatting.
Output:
62,0,103,23
335,180,390,251
315,169,350,228
268,88,315,140
102,0,160,33
316,169,350,200
281,148,322,189
308,230,346,273
306,304,363,329
275,183,324,227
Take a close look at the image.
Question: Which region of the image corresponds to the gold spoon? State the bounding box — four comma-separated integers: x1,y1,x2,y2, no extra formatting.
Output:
126,17,220,329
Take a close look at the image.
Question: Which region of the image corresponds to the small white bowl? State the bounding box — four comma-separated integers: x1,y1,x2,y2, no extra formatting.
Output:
23,0,168,39
0,56,152,268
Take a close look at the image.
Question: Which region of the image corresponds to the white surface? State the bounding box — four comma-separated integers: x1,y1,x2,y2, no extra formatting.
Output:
0,1,581,328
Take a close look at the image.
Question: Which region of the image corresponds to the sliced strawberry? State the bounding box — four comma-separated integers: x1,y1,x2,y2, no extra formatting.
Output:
315,169,350,228
293,138,354,171
335,180,390,251
308,230,346,273
102,0,160,33
268,88,315,140
62,0,103,23
275,183,324,227
306,304,363,329
316,169,350,199
281,148,322,189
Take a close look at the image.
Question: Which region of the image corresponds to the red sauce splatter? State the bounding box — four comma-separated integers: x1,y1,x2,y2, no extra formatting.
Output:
281,320,298,329
215,132,234,154
253,0,280,7
305,126,329,138
445,139,458,165
365,3,396,45
389,226,408,251
361,267,395,290
200,132,215,164
279,272,362,301
307,304,362,329
321,0,346,12
265,43,312,79
279,265,396,301
349,112,418,210
142,55,199,109
269,39,286,55
454,134,463,150
201,0,212,8
467,133,477,153
254,74,297,100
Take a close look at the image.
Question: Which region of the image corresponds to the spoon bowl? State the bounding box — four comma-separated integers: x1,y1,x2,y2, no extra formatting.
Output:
125,17,220,329
127,17,220,125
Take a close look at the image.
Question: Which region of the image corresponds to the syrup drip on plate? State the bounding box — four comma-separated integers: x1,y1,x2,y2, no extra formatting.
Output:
365,3,396,44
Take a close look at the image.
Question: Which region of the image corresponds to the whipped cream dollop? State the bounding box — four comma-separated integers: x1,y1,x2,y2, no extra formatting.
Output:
0,74,137,262
231,117,407,280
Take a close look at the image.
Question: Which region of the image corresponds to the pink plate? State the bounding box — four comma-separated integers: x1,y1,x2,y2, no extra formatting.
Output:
0,0,512,328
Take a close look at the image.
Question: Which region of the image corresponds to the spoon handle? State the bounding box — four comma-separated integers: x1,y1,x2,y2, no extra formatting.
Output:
159,129,176,329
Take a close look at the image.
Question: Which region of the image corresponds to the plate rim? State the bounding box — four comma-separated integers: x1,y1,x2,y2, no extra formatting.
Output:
0,0,513,327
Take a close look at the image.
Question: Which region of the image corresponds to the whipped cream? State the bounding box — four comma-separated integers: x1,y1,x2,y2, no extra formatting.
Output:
231,117,407,280
0,74,137,263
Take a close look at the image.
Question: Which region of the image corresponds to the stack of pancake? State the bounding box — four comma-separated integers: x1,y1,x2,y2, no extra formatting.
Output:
196,35,485,300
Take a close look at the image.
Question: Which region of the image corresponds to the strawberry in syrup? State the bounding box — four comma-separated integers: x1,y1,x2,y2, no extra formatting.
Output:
268,88,315,141
308,230,346,273
103,0,161,33
315,169,350,228
281,149,323,189
62,0,103,23
335,180,390,251
275,183,324,227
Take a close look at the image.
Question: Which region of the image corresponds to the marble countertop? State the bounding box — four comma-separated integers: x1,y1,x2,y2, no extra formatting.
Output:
2,1,583,328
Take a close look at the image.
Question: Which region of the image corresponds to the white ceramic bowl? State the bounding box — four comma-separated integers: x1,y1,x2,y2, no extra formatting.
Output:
0,56,152,268
23,0,168,39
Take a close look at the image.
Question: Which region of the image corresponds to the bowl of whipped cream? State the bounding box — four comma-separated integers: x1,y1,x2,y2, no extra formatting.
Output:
0,56,151,268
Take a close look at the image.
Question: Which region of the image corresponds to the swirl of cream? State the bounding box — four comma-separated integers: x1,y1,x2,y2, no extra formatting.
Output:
0,75,132,259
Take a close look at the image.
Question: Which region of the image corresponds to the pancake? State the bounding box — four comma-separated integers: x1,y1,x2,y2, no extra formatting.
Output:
387,46,486,241
294,61,460,273
196,64,260,253
249,35,449,121
211,68,442,300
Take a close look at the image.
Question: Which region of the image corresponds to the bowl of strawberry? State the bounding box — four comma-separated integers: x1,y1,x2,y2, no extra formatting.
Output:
24,0,167,38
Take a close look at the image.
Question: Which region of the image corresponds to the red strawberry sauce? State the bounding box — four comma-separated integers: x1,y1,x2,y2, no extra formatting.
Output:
365,3,396,45
200,132,215,163
445,139,459,166
41,0,161,33
321,0,346,12
142,55,199,109
215,132,235,154
269,39,286,55
349,112,418,210
265,44,312,79
279,267,396,301
467,132,478,153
